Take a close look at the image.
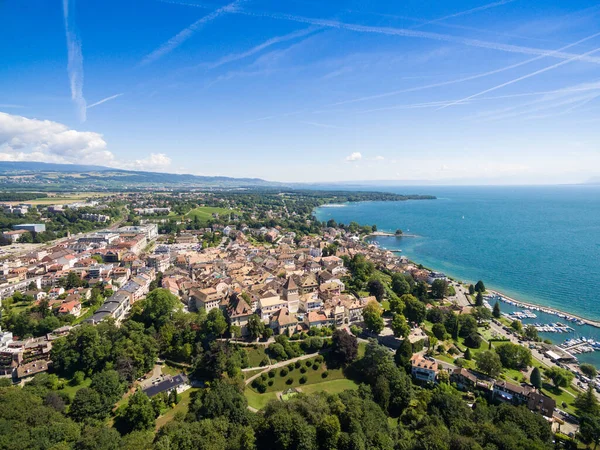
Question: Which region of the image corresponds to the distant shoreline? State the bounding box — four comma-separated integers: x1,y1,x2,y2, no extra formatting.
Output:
365,231,419,238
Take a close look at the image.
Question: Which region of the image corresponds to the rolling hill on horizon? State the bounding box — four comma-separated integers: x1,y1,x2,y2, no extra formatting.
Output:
0,161,277,190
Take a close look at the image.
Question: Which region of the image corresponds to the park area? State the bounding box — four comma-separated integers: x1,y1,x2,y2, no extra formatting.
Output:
244,355,358,410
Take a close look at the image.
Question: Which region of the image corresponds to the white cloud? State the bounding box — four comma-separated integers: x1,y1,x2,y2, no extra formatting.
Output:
125,153,173,171
0,112,171,171
374,155,385,160
345,152,362,161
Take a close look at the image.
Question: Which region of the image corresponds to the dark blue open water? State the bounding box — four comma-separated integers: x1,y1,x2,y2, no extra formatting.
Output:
314,185,600,366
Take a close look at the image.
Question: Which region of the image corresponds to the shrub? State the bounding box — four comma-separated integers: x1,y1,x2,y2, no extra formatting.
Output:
268,380,273,386
312,363,320,370
268,370,276,378
464,333,482,349
305,360,312,367
322,371,329,378
295,361,301,369
300,367,307,374
315,355,324,363
287,363,294,372
300,375,307,384
286,377,294,385
260,373,267,381
280,368,288,377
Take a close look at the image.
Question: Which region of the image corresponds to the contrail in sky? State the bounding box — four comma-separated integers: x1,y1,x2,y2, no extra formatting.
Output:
411,0,517,29
87,93,124,109
439,36,600,109
62,0,87,122
157,1,600,65
140,0,246,66
203,27,320,70
332,30,600,107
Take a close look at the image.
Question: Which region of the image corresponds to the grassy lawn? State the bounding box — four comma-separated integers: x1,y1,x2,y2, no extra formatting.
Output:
59,377,92,401
162,363,183,377
155,388,196,430
245,347,269,368
185,206,239,224
541,383,576,413
249,357,345,394
298,379,358,395
500,368,525,384
244,368,266,380
245,379,358,410
245,389,278,410
357,342,367,358
435,354,457,365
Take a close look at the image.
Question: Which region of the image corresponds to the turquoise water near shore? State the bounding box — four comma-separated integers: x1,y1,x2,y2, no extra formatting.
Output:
314,185,600,366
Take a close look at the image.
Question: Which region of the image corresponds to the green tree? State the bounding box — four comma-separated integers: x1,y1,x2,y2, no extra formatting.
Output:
464,332,482,349
391,314,411,338
475,291,484,306
330,329,358,366
391,274,410,297
545,366,574,389
578,414,600,449
432,322,447,340
458,314,478,338
468,284,475,295
510,319,523,333
530,367,542,389
574,385,600,416
190,380,250,425
70,388,104,422
395,338,413,370
475,350,502,378
117,390,155,434
403,294,427,324
492,301,501,318
362,301,384,334
317,414,341,450
138,288,179,329
495,343,532,370
475,280,486,292
205,308,228,336
581,363,598,379
367,279,385,302
247,314,265,340
472,306,492,324
90,369,124,415
430,279,448,299
524,324,538,341
464,348,472,360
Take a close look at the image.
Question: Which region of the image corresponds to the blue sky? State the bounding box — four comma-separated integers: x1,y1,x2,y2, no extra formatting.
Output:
1,0,600,183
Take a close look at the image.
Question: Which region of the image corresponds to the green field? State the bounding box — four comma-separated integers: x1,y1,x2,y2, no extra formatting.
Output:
245,389,278,410
297,379,358,395
185,206,239,224
245,378,358,410
155,388,196,430
245,347,269,368
59,377,92,401
249,357,346,393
